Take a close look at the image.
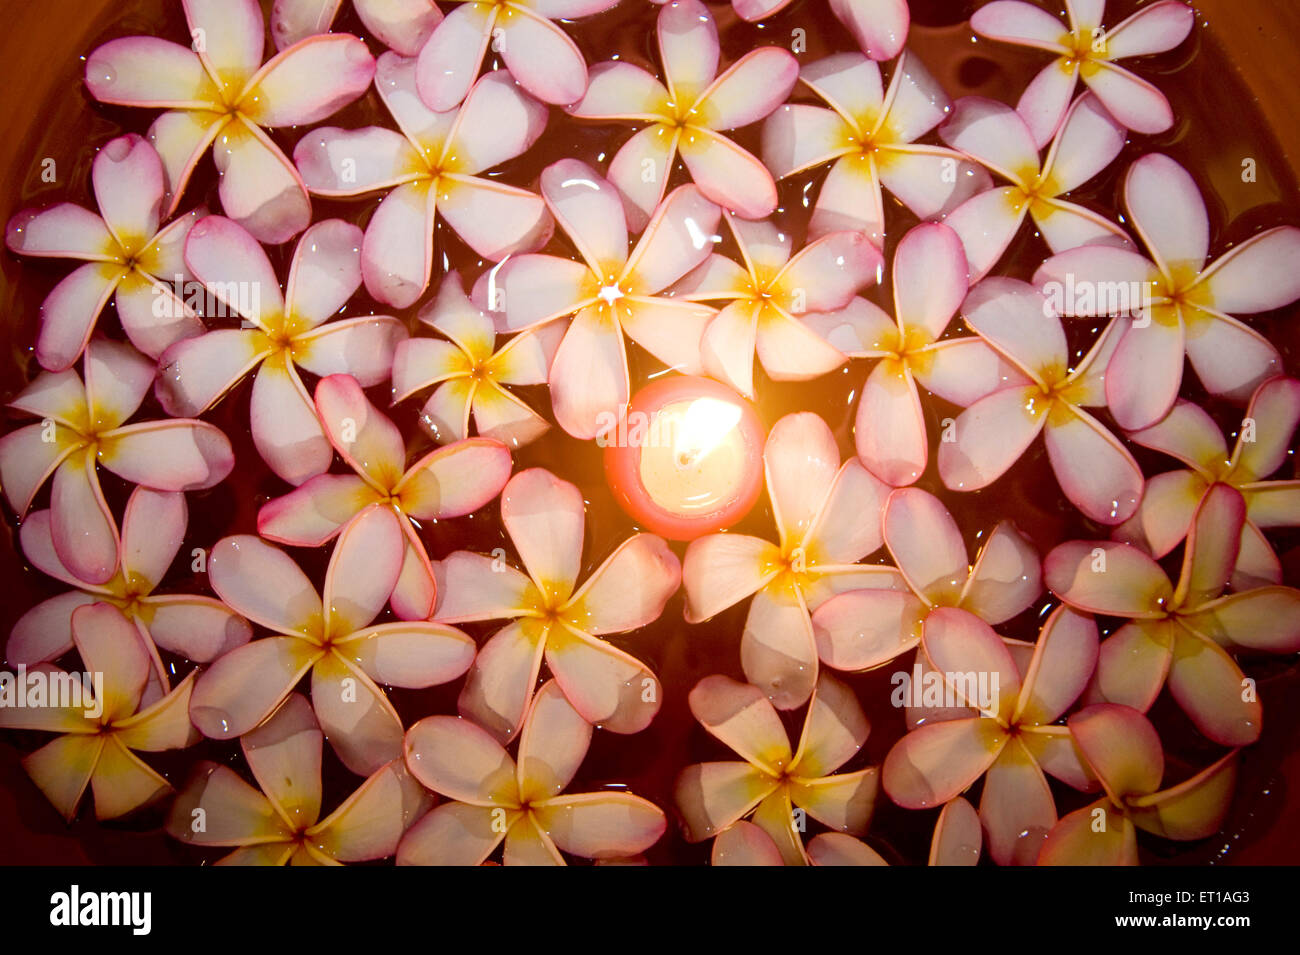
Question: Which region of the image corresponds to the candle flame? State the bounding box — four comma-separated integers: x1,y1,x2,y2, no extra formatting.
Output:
673,398,743,468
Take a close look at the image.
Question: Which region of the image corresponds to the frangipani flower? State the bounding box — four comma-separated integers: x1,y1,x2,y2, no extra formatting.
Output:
682,413,895,710
492,161,720,439
1046,483,1300,746
762,51,990,243
941,93,1130,281
399,680,666,865
391,272,562,447
882,605,1099,865
972,0,1195,146
667,215,881,398
156,216,406,487
295,57,551,308
710,819,888,866
8,487,252,700
190,506,477,775
1038,704,1238,865
5,134,204,371
937,278,1142,525
0,337,234,586
1035,153,1300,430
433,467,681,740
168,694,430,865
415,0,619,110
676,672,879,865
271,0,444,55
1116,377,1300,590
84,0,376,244
822,223,1019,487
0,602,199,821
257,374,512,620
812,487,1041,674
567,0,797,226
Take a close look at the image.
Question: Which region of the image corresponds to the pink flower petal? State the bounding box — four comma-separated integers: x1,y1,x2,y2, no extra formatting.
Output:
354,0,445,56
315,373,408,490
1173,483,1243,608
213,118,313,245
458,620,547,742
322,506,405,636
940,96,1039,185
284,219,364,325
711,820,783,865
498,9,589,106
85,37,217,109
294,126,421,196
36,264,122,372
764,412,840,546
740,581,818,710
943,187,1028,281
395,438,512,520
397,802,504,865
1015,606,1098,725
1183,307,1282,403
564,535,680,635
1043,93,1126,193
762,105,855,180
960,521,1041,625
313,759,431,862
189,636,322,740
1199,226,1300,314
754,307,846,382
257,474,376,547
183,215,285,325
239,693,322,829
414,2,493,112
791,672,870,777
877,148,991,226
883,488,968,605
1081,63,1173,135
1038,799,1138,865
404,714,518,805
922,607,1021,720
293,317,408,386
8,592,98,666
619,297,712,375
1167,631,1260,746
657,0,720,104
1043,404,1144,524
681,533,778,623
311,652,405,775
813,587,925,671
1068,703,1163,801
5,204,116,260
1127,751,1237,842
185,0,265,90
893,223,967,343
146,595,253,662
446,70,550,175
71,603,150,723
698,48,797,130
533,791,666,860
208,534,322,637
773,231,880,314
929,796,982,865
1016,61,1078,149
674,761,775,841
544,627,660,732
542,158,628,276
912,337,1031,407
1234,376,1300,480
1125,153,1208,276
882,717,1005,810
688,675,792,774
50,451,118,586
502,468,586,600
678,130,777,221
148,111,228,216
607,125,678,231
828,0,909,60
433,551,535,622
249,357,332,486
0,425,73,515
566,61,670,120
516,680,592,802
548,305,629,440
92,134,164,251
244,35,375,128
495,254,594,330
439,177,552,263
805,458,888,565
1105,0,1195,58
971,0,1069,53
980,737,1055,865
1044,540,1171,617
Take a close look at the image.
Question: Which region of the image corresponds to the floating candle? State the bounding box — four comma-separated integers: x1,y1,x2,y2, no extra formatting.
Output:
603,376,764,541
